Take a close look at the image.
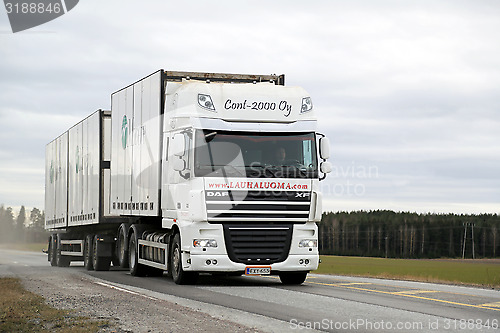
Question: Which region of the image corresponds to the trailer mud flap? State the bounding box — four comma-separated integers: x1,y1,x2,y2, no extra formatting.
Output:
95,235,114,257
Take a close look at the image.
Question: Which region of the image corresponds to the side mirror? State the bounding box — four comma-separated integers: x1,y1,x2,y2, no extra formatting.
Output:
171,133,186,157
173,159,185,171
319,137,330,160
320,161,332,174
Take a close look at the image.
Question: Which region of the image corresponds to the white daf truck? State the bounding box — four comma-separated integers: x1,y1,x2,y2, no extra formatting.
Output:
45,70,332,284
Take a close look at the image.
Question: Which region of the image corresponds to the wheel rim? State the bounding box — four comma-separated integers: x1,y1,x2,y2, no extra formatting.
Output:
129,239,136,268
119,233,125,262
172,245,180,276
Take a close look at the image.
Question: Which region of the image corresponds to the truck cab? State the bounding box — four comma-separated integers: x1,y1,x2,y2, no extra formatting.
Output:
157,74,331,283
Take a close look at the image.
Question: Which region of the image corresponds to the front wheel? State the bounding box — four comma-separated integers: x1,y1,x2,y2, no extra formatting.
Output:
278,272,308,285
170,233,198,285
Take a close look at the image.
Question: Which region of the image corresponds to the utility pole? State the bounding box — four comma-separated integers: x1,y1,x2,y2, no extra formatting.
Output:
462,222,468,259
471,223,475,259
462,222,475,259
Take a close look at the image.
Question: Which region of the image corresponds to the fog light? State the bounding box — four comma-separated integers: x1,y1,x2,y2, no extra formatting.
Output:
206,260,211,265
194,239,218,248
299,239,318,248
212,259,217,265
299,259,304,265
305,259,310,265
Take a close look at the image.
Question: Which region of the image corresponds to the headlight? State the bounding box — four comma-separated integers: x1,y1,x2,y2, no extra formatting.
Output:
193,239,218,248
301,97,313,113
299,239,317,248
198,94,216,112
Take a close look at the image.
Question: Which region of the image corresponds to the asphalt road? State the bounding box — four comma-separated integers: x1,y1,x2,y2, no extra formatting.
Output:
1,248,499,332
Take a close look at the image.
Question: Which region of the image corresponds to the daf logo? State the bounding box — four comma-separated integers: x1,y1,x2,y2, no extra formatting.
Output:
207,191,230,197
295,192,310,198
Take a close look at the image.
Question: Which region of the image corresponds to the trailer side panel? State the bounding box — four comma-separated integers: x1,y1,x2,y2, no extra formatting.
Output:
110,71,163,217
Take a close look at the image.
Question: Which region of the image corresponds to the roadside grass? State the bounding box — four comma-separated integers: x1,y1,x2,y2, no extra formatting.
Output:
316,255,500,288
0,278,109,333
0,242,47,252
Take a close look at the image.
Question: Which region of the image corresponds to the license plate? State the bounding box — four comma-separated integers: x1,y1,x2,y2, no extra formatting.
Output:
245,266,271,275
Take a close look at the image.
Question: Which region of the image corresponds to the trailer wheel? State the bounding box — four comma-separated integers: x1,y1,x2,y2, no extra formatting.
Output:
170,233,198,285
49,235,57,267
116,224,129,268
278,272,308,285
84,234,94,270
128,231,147,276
93,235,111,271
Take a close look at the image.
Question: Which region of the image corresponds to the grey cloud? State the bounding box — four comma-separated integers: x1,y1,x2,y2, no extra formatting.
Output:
1,0,499,213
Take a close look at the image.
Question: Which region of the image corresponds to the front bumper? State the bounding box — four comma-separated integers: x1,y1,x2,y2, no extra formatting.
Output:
179,221,319,273
183,252,319,273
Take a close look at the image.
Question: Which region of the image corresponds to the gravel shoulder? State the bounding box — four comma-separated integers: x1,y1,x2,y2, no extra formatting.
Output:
0,258,269,332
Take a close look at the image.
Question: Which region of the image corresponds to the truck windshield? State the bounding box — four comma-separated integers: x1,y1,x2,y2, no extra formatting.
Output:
194,130,318,178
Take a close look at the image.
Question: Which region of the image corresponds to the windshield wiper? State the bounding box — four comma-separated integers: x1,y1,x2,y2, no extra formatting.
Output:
284,165,309,178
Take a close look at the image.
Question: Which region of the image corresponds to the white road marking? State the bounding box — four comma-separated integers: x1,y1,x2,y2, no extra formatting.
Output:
94,281,157,300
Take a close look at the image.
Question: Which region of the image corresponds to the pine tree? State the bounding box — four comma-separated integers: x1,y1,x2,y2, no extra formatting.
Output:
30,207,44,229
1,206,15,242
15,206,26,241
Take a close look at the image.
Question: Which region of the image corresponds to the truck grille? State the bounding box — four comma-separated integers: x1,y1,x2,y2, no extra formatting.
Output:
206,190,310,223
223,225,293,264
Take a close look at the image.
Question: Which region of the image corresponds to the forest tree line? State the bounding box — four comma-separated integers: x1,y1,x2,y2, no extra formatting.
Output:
0,204,47,243
2,203,499,259
319,210,499,258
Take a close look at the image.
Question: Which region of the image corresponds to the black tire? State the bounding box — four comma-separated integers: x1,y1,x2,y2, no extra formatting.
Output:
55,235,70,267
278,272,308,285
49,235,57,267
116,223,129,268
93,235,111,271
128,231,147,277
84,234,94,270
170,233,198,285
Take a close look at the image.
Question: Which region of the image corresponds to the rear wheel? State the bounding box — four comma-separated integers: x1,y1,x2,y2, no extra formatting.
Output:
93,235,111,271
116,224,129,268
48,235,57,267
83,234,94,270
170,233,198,285
128,231,147,276
278,272,308,285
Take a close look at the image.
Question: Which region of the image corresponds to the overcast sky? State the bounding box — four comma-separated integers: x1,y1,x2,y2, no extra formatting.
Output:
1,0,499,214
